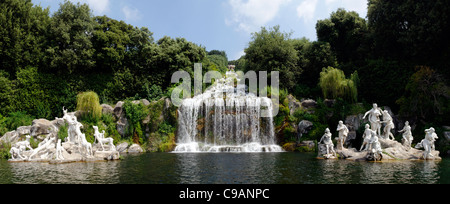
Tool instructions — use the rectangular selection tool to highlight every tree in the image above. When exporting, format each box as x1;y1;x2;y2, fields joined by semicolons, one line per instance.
316;8;368;65
76;91;102;122
319;67;358;103
45;0;96;74
244;25;300;91
0;0;50;75
92;16;133;73
297;40;338;88
153;36;206;87
368;0;450;67
397;66;450;124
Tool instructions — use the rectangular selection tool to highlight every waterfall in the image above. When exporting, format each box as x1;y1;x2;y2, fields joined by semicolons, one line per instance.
173;71;283;153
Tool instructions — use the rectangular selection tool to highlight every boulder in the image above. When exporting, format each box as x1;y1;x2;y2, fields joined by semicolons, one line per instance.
94;151;120;161
113;101;124;119
116;116;128;137
101;104;114;115
297;140;315;152
132;99;150;106
287;94;301;116
344;114;364;132
443;131;450;142
30;119;52;136
116;142;129;153
301;99;317;109
127;144;144;153
0;131;20;144
297;120;313;142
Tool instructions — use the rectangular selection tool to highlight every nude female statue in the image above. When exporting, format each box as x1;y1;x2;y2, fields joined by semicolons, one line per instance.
363;103;382;136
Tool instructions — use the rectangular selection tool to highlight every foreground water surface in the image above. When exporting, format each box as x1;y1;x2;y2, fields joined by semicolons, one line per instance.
0;153;449;184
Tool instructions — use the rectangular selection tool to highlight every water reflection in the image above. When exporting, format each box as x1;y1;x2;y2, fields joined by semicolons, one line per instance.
0;153;448;184
175;153;280;184
3;161;120;184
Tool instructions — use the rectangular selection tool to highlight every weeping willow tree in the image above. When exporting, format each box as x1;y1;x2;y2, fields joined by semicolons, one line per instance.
76;91;102;122
319;67;359;103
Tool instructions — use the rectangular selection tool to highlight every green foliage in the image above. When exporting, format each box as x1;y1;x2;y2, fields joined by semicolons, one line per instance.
144;83;164;102
101;113;120;143
58;123;69;142
0;114;8;136
46;0;96;74
2;111;34;133
76;91;102;122
316;8;368;64
0;0;50;75
319;67;358;103
0;143;12;160
0;72;13;115
244;25;301;91
368;0;450;65
397;66;450;123
123;100;148;143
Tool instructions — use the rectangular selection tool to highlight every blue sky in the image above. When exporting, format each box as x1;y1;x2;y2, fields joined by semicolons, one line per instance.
31;0;368;60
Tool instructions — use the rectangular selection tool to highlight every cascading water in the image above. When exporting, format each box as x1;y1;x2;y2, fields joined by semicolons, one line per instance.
174;71;283;152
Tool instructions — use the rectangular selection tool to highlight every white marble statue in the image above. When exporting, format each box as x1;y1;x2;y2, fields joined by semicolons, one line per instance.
381;110;395;140
360;124;376;152
399;121;413;149
336;121;349;150
61;107;84;144
369;135;383;159
29;136;56;159
10;147;25;160
55;139;65;160
318;128;336;158
93;126;115;151
416;128;439;160
15;135;33;152
363;103;383;136
79;133;93;157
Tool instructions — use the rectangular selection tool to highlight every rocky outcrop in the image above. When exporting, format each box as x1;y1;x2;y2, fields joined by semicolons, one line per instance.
115;142;144;154
344;114;364;147
297;120;313;142
0;118;64;144
128;144;144;154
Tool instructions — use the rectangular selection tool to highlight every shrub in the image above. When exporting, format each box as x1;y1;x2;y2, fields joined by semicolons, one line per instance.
76;91;102;122
319;67;358;103
123;100;149;144
3;111;34;132
58;123;69;142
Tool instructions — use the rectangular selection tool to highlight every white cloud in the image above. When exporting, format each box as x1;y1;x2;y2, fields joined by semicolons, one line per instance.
70;0;110;15
226;0;292;33
325;0;367;18
296;0;318;23
122;5;142;22
233;50;246;60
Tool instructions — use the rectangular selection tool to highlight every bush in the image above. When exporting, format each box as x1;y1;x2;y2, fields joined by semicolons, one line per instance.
123;100;149;144
76;91;102;122
2;111;34;133
319;67;358;103
58;123;69;142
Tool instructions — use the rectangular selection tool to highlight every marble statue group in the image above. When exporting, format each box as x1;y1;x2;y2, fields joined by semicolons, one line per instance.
318;103;441;161
9;107;119;163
